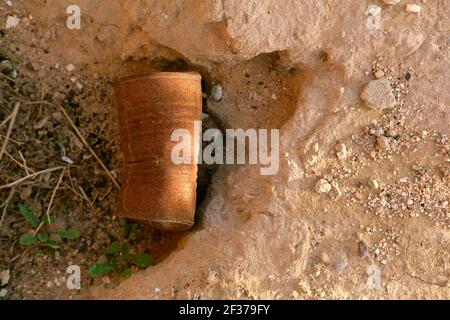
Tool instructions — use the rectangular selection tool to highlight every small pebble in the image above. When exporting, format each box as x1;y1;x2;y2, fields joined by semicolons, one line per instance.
210;85;223;101
65;64;76;72
0;288;8;298
5;15;20;29
374;70;385;79
382;0;401;4
406;4;421;13
61;156;74;165
361;79;397;110
335;143;348;160
0;269;10;286
368;179;380;189
315;179;332;194
320;252;330;264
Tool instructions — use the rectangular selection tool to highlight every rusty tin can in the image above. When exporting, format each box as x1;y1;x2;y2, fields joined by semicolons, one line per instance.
113;72;202;231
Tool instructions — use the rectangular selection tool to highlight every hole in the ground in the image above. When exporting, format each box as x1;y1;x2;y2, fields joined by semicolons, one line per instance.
206;51;305;130
118;52;304;264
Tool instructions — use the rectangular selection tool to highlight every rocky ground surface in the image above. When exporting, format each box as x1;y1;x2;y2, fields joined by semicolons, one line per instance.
0;0;449;299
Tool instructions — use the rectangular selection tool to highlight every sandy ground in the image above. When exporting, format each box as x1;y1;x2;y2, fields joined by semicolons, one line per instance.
0;0;449;299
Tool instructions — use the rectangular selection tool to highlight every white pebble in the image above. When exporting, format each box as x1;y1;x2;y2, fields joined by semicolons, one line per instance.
210;85;223;101
368;179;380;189
5;15;20;29
0;269;10;286
65;64;76;72
335;143;348;160
61;156;74;165
374;70;385;79
0;288;7;298
315;179;332;194
406;4;421;13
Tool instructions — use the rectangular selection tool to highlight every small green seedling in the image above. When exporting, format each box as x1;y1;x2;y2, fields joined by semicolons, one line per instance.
16;202;80;249
89;219;154;278
52;137;69;149
134;253;153;269
88;263;117;277
18;203;39;228
19;234;37;246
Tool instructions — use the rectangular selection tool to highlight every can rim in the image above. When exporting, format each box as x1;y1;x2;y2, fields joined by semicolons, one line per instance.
114;71;201;85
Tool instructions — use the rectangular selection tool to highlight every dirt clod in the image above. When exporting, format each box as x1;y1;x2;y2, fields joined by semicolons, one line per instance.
361;79;397;110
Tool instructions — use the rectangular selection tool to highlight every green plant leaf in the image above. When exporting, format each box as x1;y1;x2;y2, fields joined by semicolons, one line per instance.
53;137;69;148
37;233;49;242
134;253;152;269
58;229;81;239
119;218;128;231
106;241;121;255
122;243;130;260
88;263;117;277
18;203;39;228
119;219;139;240
42;214;56;225
120;267;132;279
19;234;37;246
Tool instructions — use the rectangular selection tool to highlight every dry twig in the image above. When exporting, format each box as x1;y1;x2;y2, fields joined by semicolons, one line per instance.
33;167;66;236
0;101;20;161
0;189;15;229
0;166;65;190
26;100;120;189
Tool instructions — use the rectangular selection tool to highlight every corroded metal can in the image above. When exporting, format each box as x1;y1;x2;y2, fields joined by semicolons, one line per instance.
113;72;202;231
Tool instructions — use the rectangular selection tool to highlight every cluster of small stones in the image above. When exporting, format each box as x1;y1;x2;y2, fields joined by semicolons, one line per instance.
367;170;448;226
371;56;412;108
360;226;403;265
314;58;449;266
349;114;449;228
346;129;449;228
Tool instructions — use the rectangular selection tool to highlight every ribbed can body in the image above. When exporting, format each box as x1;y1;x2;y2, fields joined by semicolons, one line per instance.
113;72;202;230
